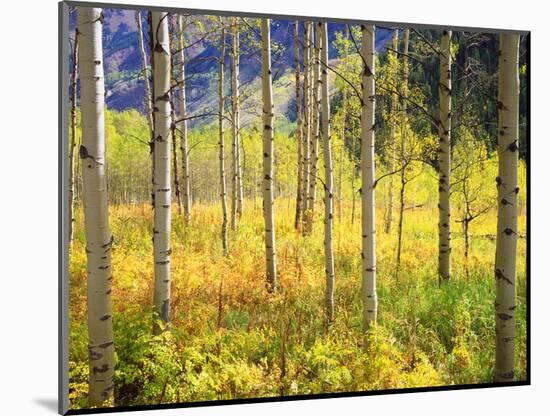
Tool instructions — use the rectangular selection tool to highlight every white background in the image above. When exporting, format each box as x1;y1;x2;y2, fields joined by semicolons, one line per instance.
0;0;545;414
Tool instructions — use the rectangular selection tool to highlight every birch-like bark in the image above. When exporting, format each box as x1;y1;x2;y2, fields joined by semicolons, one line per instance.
438;30;452;283
305;23;321;233
232;19;244;219
169;16;182;215
68;29;79;244
395;28;409;279
152;12;172;332
261;19;278;291
385;29;399;234
148;11;155;209
320;23;335;325
218;26;229;256
494;33;520;382
230;18;241;230
301;22;311;226
136;10;154;137
294;20;303;230
77;7;114;406
360;25;377;329
177;15;191;224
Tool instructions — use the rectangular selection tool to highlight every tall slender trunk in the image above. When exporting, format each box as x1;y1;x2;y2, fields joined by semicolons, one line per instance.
230;18;241;230
77;7;114;406
305;22;321;233
294;21;303;230
68;30;79;244
320;23;335;325
338;26;350;224
494;33;519;383
148;11;156;209
360;25;377;329
232;19;244;219
438;30;452;283
395;29;409;279
261;19;278;291
152;11;172;332
385;29;399;234
136;10;154;137
169;16;182;215
218;26;229;256
301;22;311;227
177;16;191;224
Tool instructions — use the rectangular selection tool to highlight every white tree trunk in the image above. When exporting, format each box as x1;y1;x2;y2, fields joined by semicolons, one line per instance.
177;16;191;224
305;23;321;233
230;18;241;230
218;26;229;256
261;19;278;291
77;7;114;406
301;22;312;225
232;19;244;219
494;33;520;382
360;25;377;329
136;10;154;137
294;20;303;230
320;23;335;325
68;30;79;244
438;30;452;283
169;16;182;216
152;12;172;331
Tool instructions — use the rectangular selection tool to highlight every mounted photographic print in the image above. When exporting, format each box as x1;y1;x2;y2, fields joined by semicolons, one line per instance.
58;1;530;414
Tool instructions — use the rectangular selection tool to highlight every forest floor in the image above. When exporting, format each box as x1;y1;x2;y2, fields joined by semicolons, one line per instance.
68;199;527;409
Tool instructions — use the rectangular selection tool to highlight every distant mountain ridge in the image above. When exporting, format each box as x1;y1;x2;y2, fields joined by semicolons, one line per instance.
69;9;393;124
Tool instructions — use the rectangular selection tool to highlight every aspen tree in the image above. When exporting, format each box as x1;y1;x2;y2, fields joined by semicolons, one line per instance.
232;19;244;219
320;23;335;325
305;22;321;234
230;18;241;230
218;25;229;256
152;11;172;332
385;29;399;234
494;33;520;382
360;25;377;329
177;15;191;224
77;7;114;406
68;29;79;244
135;10;154;137
148;11;156;208
169;16;182;215
294;20;303;230
261;18;278;291
301;22;312;226
395;28;409;279
438;30;452;283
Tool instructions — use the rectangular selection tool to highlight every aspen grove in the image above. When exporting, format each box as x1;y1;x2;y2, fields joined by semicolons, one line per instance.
67;7;528;409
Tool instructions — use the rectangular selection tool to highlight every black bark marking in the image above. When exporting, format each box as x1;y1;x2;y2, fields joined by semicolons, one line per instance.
495;269;514;285
92;364;110;374
507;141;519;152
88;348;103;361
497;313;513;321
79;145;102;165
